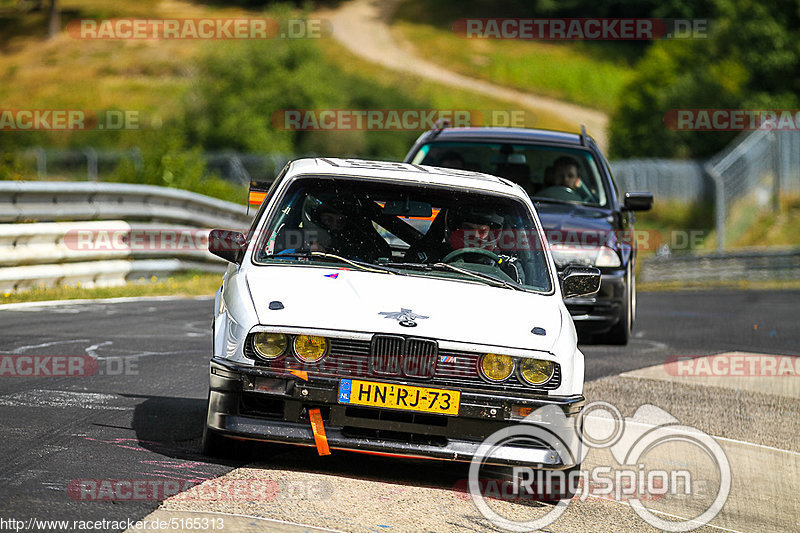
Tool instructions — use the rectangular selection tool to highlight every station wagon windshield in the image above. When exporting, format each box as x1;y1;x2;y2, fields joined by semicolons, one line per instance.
253;177;553;293
410;142;608;207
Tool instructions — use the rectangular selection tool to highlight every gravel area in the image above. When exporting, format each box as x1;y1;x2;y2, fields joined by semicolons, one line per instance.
584;375;800;452
134;375;799;532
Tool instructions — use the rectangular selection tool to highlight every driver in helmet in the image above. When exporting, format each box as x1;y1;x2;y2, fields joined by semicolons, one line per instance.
406;206;523;283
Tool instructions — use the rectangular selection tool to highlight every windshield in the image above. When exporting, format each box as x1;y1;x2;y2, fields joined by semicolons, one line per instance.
253;176;553;293
411;142;608;207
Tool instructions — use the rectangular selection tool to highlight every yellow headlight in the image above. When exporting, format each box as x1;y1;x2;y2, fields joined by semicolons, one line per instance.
252;332;287;359
479;353;514;382
520;358;555;385
293;335;328;362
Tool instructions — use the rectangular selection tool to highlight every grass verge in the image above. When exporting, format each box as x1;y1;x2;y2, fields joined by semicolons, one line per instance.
639;278;800;292
0;271;221;304
391;0;634;112
321;38;574;132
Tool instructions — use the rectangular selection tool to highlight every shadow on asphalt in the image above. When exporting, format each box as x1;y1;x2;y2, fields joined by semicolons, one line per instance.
129;393;559;509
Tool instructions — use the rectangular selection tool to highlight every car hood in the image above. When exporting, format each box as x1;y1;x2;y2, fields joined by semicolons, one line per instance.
535;202;614;235
245;266;562;353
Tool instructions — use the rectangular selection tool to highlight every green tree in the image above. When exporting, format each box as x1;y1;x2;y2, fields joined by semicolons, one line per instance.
610;0;800;158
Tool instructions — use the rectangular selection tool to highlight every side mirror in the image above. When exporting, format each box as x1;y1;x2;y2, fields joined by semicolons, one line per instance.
624;191;653;211
560;265;601;299
208;229;246;264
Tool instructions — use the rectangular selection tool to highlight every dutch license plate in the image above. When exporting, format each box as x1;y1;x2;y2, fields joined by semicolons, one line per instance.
338;379;460;416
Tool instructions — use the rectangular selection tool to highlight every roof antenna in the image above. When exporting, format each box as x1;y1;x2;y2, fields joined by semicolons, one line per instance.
579;125;588;146
432;118;451;137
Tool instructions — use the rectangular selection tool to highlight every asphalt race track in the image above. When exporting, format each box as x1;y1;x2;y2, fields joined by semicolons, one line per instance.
0;291;797;532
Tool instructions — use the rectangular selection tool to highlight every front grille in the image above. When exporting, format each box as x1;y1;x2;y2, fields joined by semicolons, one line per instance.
370;335;437;379
244;334;560;390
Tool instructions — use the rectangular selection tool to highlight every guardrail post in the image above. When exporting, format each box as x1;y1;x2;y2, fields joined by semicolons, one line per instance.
705;163;725;251
770;131;780;213
33;147;47;179
84;147;98;181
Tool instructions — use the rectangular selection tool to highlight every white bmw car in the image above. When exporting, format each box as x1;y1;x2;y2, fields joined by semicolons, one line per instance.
203;158;598;470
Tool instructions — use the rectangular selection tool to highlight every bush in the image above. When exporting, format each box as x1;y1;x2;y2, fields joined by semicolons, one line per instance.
183;22;424;160
610;0;800;158
111;129;245;204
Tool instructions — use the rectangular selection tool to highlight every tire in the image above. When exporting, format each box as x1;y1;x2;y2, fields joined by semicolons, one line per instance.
600;263;633;345
484;464;581;503
201;392;247;459
201;393;284;460
201;423;233;457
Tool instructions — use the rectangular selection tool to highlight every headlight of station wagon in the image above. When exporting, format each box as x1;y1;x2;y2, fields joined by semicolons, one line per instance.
550;243;621;268
293;335;329;362
519;358;555;385
252;332;288;359
479;353;515;382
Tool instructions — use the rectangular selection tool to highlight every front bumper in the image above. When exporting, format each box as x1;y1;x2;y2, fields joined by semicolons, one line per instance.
207;359;585;469
566;270;625;333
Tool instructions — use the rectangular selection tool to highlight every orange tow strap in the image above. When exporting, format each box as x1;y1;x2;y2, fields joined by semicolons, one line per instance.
308;408;331;456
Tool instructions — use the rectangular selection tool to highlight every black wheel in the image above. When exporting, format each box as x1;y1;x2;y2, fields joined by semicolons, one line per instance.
202;423;233;457
201;392;247;458
484;464;582;502
600;263;633;345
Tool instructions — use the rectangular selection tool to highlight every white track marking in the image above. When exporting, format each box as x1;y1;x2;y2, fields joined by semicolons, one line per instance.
0;390;130;411
2;339;91;354
0;295;213;311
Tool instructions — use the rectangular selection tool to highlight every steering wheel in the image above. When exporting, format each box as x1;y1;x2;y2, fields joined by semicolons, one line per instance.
537;185;584;202
441;247;502;266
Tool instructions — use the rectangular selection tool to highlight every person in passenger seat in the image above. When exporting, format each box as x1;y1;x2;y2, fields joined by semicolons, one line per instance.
306;199;390;262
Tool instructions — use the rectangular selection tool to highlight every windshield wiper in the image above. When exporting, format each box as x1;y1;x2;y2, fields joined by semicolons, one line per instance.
431;262;524;291
263;251;405;275
381;261;523;290
378;261;433;271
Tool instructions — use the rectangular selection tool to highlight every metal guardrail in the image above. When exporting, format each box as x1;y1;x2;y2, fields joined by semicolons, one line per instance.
640;248;800;283
0;182;252;291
